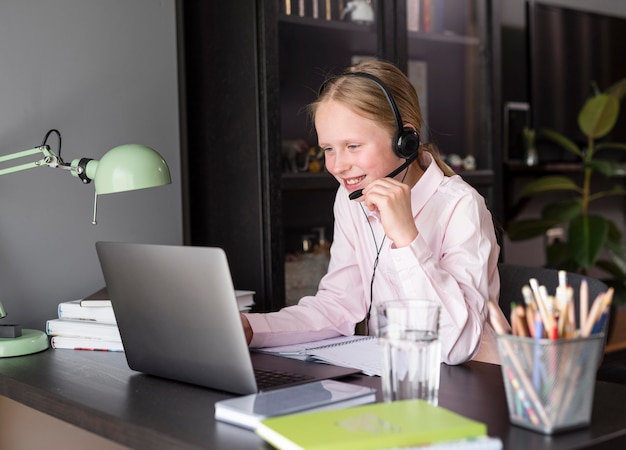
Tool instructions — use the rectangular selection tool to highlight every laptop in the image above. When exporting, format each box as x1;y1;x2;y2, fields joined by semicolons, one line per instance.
95;241;360;395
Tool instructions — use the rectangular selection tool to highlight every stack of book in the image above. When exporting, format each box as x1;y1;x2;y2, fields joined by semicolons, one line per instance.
47;288;123;352
235;290;255;312
47;288;256;352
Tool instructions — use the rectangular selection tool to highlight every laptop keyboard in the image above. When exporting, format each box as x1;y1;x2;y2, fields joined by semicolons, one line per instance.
254;368;314;390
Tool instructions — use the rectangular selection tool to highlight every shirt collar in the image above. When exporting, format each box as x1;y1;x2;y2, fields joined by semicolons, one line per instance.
410;151;445;216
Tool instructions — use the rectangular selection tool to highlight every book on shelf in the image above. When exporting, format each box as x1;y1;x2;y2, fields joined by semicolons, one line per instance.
79;287;255;312
256;399;493;450
235;290;255;312
256;335;382;376
50;336;124;352
46;318;122;342
214;380;376;430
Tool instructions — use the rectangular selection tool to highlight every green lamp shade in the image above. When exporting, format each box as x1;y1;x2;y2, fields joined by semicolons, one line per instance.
87;144;171;195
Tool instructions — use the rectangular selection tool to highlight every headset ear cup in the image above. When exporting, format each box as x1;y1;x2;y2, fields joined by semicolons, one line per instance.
395;127;420;159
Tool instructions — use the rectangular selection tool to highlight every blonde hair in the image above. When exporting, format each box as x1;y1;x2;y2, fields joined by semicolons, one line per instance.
309;60;454;176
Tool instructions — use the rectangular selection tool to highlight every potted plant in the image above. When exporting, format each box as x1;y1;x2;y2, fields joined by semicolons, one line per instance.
506;79;626;304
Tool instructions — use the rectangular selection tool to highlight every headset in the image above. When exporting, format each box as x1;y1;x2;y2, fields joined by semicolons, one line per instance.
319;71;420;200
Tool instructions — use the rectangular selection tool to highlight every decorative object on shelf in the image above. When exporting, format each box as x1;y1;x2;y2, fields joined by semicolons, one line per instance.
463;155;476;171
446;153;463;172
305;145;325;173
281;140;325;174
506;79;626;305
281;139;309;173
341;0;374;24
522;127;538;166
0;129;171;357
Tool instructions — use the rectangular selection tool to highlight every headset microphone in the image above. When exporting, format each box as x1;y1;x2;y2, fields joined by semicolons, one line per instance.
348;149;419;200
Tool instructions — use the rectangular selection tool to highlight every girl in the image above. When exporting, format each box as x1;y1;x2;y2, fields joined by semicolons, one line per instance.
241;60;508;365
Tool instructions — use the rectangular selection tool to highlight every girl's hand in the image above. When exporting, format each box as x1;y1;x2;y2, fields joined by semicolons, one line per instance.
240;314;253;345
361;178;418;247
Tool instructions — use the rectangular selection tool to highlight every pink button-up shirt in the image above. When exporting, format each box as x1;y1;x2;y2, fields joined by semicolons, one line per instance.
246;152;506;365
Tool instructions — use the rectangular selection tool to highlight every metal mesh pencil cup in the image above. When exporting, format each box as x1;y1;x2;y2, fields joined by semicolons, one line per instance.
496;333;604;434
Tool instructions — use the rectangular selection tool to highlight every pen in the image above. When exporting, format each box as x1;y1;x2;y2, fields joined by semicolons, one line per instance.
514;304;530;337
530;311;544;403
530;281;556;340
581;292;605;337
521;285;537;335
580;278;588;333
592;288;614;334
504;365;540;426
567;286;576;338
582;288;614;337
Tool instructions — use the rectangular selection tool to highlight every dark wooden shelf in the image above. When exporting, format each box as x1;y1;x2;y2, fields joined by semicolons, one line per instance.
281;169;494;191
505;161;584;174
279;14;375;32
457;169;494;186
281;172;338;191
408;30;480;46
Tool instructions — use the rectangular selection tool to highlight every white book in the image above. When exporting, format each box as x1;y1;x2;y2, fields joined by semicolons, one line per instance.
214;380;376;430
79;287;110;307
78;288;255;311
235;290;255;311
50;336;124;352
46;318;121;342
58;300;117;324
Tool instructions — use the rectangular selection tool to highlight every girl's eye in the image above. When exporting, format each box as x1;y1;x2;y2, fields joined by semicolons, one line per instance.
323;146;334;153
347;144;360;150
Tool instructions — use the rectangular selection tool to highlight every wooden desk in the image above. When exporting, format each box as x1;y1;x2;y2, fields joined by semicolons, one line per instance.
0;349;625;449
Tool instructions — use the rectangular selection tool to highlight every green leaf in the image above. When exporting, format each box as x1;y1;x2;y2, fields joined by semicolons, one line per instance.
567;215;609;269
507;219;562;241
540;129;584;159
578;94;619;139
589;185;626;202
519;176;581;197
606;240;626;278
586;159;626;177
595;142;626;153
546;242;577;271
596;260;626;279
606;219;624;243
606;78;626;101
541;199;581;221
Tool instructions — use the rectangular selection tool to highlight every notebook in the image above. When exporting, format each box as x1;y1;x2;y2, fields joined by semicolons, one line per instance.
95;241;360;395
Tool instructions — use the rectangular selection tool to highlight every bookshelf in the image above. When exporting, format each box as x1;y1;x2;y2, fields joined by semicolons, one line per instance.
179;0;501;311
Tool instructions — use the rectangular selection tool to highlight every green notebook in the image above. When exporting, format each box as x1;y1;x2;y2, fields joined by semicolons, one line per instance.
256;399;487;450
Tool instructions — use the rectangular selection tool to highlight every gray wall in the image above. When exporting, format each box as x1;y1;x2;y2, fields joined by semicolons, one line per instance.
0;0;182;329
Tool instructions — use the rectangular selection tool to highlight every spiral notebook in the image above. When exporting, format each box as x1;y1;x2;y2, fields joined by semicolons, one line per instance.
256;335;382;376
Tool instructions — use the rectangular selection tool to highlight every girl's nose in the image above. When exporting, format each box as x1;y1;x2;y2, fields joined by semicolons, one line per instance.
330;150;350;173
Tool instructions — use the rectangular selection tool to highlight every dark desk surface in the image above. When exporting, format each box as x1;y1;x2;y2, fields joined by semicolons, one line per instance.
0;349;625;450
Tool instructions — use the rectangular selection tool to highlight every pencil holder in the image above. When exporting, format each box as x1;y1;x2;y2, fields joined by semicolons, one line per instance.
496;333;604;434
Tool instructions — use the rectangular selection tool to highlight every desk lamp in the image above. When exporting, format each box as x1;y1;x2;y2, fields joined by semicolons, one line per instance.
0;129;172;356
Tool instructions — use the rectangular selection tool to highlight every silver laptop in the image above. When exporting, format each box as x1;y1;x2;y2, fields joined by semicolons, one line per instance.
95;241;359;395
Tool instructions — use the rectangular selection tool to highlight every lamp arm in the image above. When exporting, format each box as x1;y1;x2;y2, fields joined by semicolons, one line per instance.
0;145;65;176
